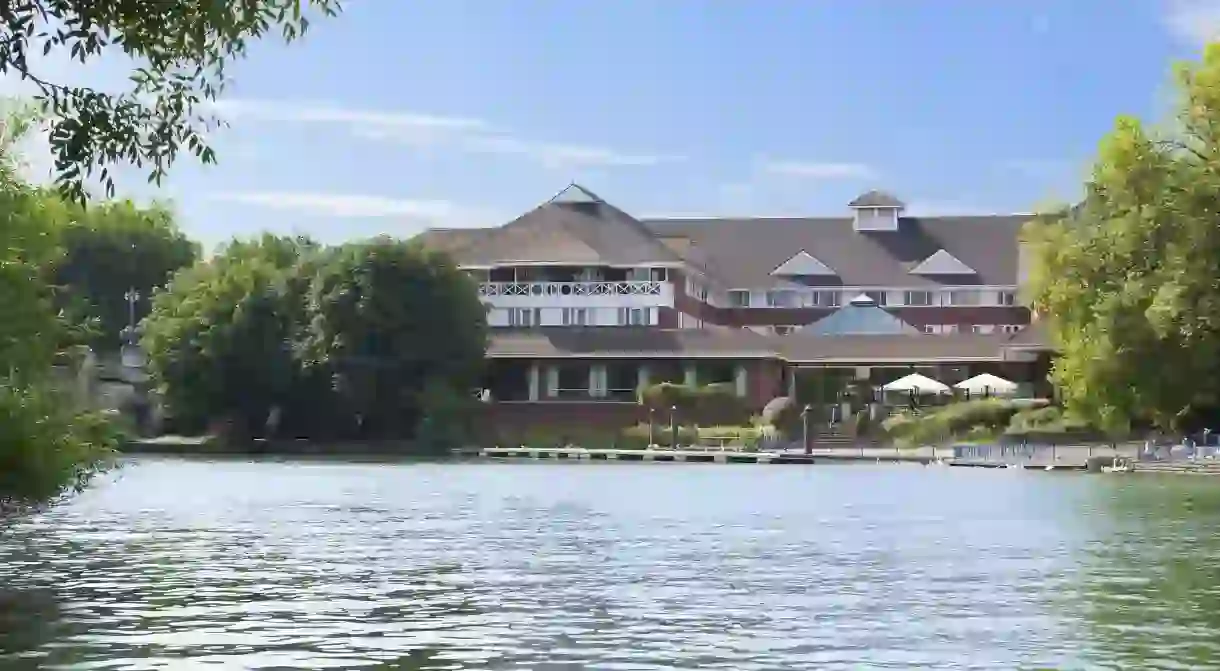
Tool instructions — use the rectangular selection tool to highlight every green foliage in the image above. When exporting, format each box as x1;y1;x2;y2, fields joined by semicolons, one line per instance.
0;107;119;512
142;248;302;437
1006;404;1092;435
1025;44;1220;433
0;0;342;202
883;399;1027;447
638;381;748;423
639;381;698;412
52;200;198;349
0;382;120;511
303;238;488;438
759;396;798;428
143;235;488;444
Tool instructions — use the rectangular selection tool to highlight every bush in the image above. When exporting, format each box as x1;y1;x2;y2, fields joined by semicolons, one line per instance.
0;382;120;513
760;396;800;431
639;381;748;424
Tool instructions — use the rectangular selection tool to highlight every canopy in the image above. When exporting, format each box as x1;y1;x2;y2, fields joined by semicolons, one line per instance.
954;373;1018;395
882;373;950;394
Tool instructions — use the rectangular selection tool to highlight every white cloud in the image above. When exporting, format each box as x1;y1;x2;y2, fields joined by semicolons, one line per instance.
218;98;679;170
210;99;487;130
209;191;477;221
1164;0;1220;45
460;134;681;169
759;160;877;180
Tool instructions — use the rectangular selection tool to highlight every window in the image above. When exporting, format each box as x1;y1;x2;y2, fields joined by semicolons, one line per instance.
766;290;797;308
944;324;960;334
1002;324;1024;334
562;308;589;326
509;308;536;327
811;290;841;307
618;307;647;326
949;290;980;306
998;290;1017;306
904;290;933;307
865;290;888;306
772;325;796;335
728;290;751;307
922;324;936;334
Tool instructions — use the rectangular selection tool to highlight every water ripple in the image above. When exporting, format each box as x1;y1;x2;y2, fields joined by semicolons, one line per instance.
1;458;1217;669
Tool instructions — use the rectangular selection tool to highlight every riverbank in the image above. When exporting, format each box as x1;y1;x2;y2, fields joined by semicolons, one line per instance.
124;435;433;456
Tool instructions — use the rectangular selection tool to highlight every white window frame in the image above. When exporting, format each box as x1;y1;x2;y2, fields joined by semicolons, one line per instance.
904;290;933;307
765;290;797;308
727;290;751;307
509;308;536;327
562;308;589;326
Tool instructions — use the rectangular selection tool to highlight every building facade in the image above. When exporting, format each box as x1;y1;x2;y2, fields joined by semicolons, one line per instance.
418;184;1053;430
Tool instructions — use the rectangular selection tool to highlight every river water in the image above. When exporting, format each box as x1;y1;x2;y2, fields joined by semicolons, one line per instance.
2;458;1219;670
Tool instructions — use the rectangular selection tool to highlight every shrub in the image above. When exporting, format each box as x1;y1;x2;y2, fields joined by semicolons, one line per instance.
760;396;800;430
638;382;699;412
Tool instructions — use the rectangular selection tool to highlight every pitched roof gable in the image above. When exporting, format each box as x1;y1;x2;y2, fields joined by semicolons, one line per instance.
910;249;978;276
797;301;921;336
849;190;906;209
643;215;1027;287
771;250;837;276
451;185;686;267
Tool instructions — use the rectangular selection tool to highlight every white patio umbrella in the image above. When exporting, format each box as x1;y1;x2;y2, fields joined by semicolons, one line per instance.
881;373;950;394
954;373;1018;396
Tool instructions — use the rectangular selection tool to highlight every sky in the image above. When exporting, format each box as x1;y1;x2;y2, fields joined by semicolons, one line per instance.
3;0;1219;249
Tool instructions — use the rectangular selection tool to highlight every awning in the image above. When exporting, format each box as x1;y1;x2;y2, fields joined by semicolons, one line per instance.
881;373;950;394
954;373;1018;395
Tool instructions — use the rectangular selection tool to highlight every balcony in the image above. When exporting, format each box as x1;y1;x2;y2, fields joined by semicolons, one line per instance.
478;280;673;310
480;281;662;297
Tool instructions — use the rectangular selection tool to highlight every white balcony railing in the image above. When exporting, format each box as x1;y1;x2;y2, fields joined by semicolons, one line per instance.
479;281;663;298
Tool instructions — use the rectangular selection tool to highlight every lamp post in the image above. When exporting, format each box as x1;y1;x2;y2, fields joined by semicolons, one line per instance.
648;407;656;446
123;288;140;343
669;405;677;449
801;404;812;455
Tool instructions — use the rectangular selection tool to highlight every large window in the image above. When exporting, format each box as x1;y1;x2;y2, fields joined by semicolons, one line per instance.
998;290;1017;306
509;308;538;327
728;290;751;307
949;290;980;306
904;290;933;306
562;308;589;326
766;290;797;308
811;290;840;307
864;290;888;306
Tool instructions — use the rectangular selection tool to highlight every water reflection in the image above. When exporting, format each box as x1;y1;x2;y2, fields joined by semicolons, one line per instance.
1078;478;1220;669
1;458;1216;668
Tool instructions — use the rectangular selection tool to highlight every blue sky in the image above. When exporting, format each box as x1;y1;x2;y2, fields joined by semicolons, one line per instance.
4;0;1218;248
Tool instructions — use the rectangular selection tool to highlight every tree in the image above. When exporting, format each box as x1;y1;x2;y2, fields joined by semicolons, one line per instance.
53;200;198;349
142;235;316;438
304;238;488;438
0;0;342;202
1024;44;1220;433
0;108;116;516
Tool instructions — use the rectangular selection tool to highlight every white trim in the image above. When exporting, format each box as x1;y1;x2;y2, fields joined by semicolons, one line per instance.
910;249;978;275
770;250;837;276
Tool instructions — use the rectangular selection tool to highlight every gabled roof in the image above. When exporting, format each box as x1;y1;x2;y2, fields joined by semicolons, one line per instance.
644;215;1026;288
450;184;687;267
797;301;921;336
909;249;978;276
770;250;837;276
848;190;906;209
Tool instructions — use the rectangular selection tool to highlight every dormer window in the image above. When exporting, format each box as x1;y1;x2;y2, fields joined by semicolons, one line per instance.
848;190;905;232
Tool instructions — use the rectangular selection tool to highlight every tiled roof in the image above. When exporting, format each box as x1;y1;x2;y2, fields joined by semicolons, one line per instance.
487;327;777;358
848;190;906;208
411;228;485;255
642;215;1027;287
449;186;687;267
487;328;1043;362
413;184;1028;289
